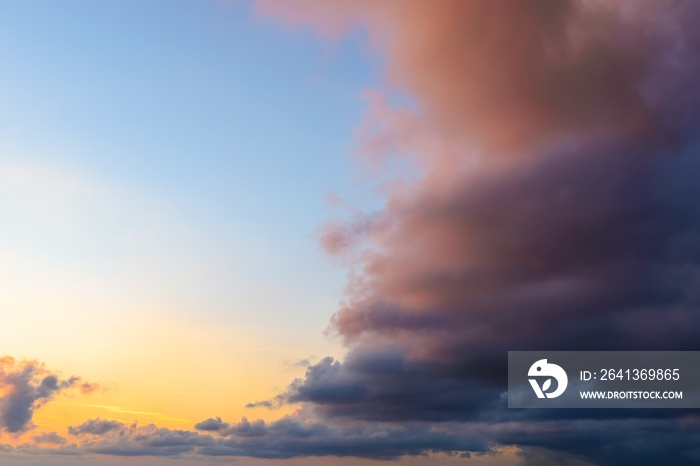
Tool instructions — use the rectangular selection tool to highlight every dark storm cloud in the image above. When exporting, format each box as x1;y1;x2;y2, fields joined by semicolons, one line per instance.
248;0;700;464
250;352;505;422
498;417;700;465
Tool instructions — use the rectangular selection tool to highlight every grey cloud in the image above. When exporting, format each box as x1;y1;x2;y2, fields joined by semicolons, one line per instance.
31;432;67;445
193;416;229;433
0;357;96;433
68;418;127;436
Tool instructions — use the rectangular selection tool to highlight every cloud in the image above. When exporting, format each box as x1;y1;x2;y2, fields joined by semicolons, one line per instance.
251;351;503;422
56;415;490;460
245;394;287;410
0;356;98;433
221;417;267;438
68;418;126;436
193;417;229;433
78;382;100;394
249;1;700;464
66;421;215;457
193;416;268;438
4;2;699;464
50;414;695;464
31;432;67;445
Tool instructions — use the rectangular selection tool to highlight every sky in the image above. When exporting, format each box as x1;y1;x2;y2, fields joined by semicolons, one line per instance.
1;1;700;465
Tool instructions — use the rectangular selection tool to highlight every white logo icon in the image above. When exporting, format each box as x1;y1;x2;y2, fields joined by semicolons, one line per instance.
528;359;568;398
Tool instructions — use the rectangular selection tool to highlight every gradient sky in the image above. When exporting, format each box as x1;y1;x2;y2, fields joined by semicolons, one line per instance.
0;0;370;448
2;1;700;465
0;0;374;423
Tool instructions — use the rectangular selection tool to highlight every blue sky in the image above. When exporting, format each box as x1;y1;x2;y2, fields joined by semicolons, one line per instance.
0;1;396;435
0;0;383;337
